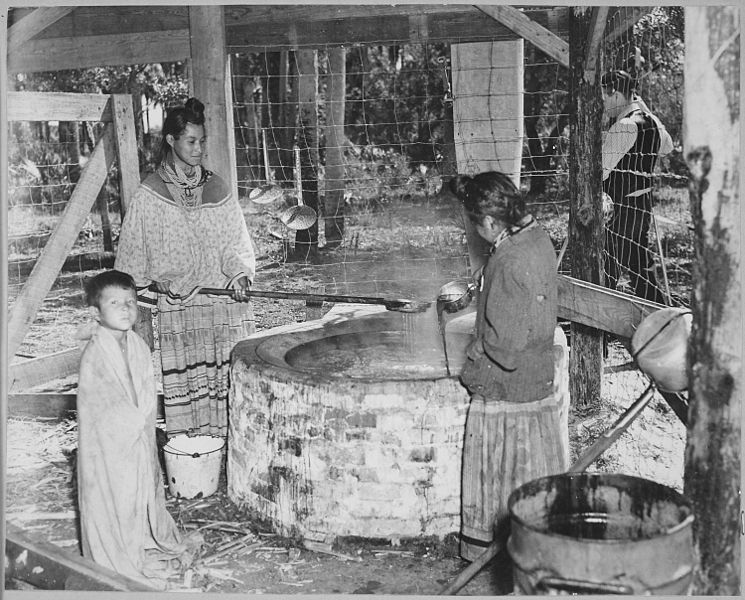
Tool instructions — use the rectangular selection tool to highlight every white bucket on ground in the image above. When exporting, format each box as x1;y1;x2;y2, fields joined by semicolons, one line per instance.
163;434;225;499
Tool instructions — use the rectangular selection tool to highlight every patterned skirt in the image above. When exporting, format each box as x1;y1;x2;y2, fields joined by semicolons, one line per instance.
460;393;568;561
157;294;255;437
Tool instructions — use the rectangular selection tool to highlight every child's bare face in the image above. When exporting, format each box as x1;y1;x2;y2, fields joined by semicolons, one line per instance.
94;286;138;333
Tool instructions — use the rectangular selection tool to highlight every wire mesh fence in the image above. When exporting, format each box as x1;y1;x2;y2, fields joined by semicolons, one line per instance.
7;119;123;357
6;6;693;424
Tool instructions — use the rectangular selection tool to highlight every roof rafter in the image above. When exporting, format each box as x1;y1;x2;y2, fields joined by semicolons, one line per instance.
475;4;569;67
7;7;73;53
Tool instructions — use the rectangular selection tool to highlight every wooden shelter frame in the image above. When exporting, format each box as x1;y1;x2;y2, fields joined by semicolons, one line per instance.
6;92;139;379
5;5;661;394
6;6;740;595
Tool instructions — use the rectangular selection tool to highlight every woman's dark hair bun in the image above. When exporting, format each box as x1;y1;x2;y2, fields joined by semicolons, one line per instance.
449;174;472;199
185;97;205;119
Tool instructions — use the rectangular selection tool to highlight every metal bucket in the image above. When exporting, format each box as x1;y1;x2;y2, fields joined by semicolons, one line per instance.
507;473;695;595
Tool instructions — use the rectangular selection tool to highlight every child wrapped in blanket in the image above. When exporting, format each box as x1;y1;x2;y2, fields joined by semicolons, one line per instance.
77;270;200;589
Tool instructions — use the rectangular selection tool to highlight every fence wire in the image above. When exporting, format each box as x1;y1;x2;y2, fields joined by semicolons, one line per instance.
7;7;692;431
7;119;121;357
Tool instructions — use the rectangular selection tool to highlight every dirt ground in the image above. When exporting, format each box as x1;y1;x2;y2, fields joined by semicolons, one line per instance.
5;195;687;594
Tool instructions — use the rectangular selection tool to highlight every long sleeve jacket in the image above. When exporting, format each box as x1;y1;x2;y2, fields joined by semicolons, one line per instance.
460;223;557;403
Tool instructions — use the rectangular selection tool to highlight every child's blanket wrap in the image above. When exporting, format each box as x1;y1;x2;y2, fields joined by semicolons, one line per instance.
76;324;188;588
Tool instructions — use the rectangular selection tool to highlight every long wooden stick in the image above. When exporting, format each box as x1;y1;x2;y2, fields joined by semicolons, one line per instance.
197;287;427;313
438;383;656;596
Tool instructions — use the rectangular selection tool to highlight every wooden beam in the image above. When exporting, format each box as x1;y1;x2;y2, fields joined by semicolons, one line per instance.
4;523;159;591
226;4;562;26
7;29;190;73
8;393;78;419
189;6;237;197
8;392;166;420
7;7;73;52
583;7;610;83
7;124;117;359
26;5;566;39
226;12;530;51
557;274;662;340
475;4;569;68
8;348;82;393
7;92;113;122
111;94;141;215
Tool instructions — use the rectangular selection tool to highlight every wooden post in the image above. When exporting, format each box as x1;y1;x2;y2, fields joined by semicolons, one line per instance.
683;6;741;594
279;50;296;183
451;40;524;275
293;48;319;261
111;94;140;216
7;124;117;358
188;6;237;200
324;46;346;249
567;7;605;407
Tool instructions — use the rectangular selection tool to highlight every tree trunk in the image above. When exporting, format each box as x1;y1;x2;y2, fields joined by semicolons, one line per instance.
293;49;319;262
263;52;282;183
324;46;346;249
524;46;547;195
683;6;741;595
567;7;605;407
233;55;259;188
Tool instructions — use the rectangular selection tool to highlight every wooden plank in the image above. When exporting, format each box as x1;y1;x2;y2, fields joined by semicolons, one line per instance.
189;6;237;197
110;94;141;215
476;4;569;67
7;92;113;123
8;392;166;420
7;125;117;359
227;12;527;50
7;7;74;52
557;274;663;340
8;348;82;393
4;523;159;591
226;5;567;29
451;40;524;182
7;393;78;419
583;7;610;83
27;5;189;39
7;29;190;73
26;5;566;38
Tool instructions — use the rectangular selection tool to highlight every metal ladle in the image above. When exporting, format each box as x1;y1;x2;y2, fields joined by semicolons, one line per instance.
248;184;285;205
434;278;478;376
279;193;318;231
436;279;478;314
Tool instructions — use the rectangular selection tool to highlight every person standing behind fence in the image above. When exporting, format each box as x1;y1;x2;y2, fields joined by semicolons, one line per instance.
450;172;567;562
115;97;256;438
601;68;673;304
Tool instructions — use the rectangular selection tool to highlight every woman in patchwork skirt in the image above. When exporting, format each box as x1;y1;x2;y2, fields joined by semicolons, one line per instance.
115;97;255;438
449;172;567;561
